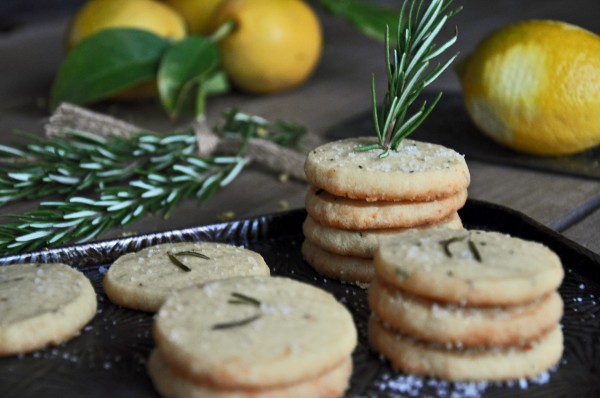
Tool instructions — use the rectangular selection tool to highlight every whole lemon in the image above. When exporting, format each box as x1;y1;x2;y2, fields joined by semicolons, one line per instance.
67;0;186;49
164;0;224;35
66;0;187;99
457;20;600;156
210;0;323;94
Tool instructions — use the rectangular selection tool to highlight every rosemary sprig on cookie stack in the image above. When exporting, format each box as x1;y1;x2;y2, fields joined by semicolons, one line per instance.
357;0;461;157
301;0;469;286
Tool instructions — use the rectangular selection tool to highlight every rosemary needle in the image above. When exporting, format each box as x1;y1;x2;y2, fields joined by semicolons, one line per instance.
228;292;261;307
173;250;211;260
167;252;192;272
211;314;262;331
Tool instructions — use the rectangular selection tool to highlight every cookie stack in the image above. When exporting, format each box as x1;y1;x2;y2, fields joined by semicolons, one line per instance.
302;137;470;285
368;228;565;381
150;276;357;398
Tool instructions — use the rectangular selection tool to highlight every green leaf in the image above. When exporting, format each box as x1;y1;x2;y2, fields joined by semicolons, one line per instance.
50;28;170;109
157;36;225;120
317;0;400;42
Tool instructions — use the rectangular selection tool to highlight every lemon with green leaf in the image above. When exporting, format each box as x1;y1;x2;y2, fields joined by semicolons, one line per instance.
65;0;187;100
457;20;600;156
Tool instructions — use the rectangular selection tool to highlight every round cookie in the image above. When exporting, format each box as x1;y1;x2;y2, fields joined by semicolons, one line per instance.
369;278;564;347
374;229;564;306
153;276;357;389
301;239;374;285
0;263;97;356
368;315;563;381
104;242;270;312
303;213;463;258
305;186;467;230
147;349;352;398
304;137;470;202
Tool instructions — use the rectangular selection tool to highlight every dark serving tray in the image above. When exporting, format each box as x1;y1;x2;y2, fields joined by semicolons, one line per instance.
1;199;599;398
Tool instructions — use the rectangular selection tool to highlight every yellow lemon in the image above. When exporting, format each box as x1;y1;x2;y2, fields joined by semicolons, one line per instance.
457;20;600;156
66;0;187;100
67;0;186;49
210;0;323;94
164;0;224;35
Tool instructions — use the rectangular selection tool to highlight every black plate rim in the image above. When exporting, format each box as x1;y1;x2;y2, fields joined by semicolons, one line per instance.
1;198;599;281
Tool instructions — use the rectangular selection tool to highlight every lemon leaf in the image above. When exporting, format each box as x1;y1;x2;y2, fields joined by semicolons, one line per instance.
50;28;170;109
317;0;400;42
157;36;225;120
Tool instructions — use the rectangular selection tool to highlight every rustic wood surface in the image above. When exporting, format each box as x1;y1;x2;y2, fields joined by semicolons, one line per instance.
0;0;599;256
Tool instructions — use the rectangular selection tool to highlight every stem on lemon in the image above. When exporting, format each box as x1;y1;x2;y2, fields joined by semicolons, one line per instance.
211;20;237;42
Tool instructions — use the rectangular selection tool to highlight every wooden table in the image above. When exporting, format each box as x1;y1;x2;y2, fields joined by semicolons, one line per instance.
1;0;599;256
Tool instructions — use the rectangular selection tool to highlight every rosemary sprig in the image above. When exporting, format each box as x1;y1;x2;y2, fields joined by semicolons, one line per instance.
0;109;304;254
356;0;461;157
212;292;262;330
211;314;262;330
0;155;246;253
0;109;304;208
439;235;483;262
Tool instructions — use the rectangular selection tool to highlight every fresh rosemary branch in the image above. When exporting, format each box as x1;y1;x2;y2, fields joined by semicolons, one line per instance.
357;0;461;157
0;130;197;206
0;109;304;208
0;109;305;254
0;155;246;253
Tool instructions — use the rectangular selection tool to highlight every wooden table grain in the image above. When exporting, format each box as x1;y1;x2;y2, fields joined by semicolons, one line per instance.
1;0;599;256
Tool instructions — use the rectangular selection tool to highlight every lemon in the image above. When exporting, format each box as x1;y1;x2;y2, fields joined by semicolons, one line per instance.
210;0;323;94
66;0;187;100
67;0;187;49
164;0;224;35
457;20;600;156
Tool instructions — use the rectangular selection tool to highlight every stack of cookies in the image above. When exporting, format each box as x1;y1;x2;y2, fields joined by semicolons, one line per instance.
149;276;357;398
302;137;470;285
368;228;565;381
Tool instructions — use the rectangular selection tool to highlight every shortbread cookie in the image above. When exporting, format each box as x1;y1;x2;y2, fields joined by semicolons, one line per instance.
104;242;270;312
0;263;96;356
368;315;563;381
369;278;563;347
375;229;564;306
153;276;357;389
303;213;462;258
301;240;373;285
304;137;470;202
305;187;467;230
148;349;352;398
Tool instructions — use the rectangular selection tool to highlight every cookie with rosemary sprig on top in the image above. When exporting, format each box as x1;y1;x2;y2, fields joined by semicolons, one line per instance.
150;276;356;398
103;242;269;312
301;0;468;287
368;228;564;381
